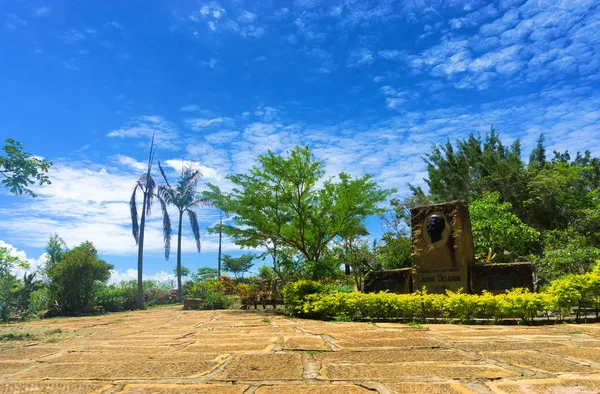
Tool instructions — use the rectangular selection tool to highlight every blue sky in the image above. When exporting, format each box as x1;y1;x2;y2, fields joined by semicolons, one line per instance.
1;0;599;282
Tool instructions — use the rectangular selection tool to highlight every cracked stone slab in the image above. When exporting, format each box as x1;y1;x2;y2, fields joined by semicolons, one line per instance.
217;353;304;381
0;382;112;394
116;384;249;393
486;376;600;393
319;363;519;380
384;382;476;394
254;384;375;394
481;350;599;374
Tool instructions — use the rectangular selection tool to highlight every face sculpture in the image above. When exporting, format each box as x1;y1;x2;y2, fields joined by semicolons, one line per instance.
426;214;446;244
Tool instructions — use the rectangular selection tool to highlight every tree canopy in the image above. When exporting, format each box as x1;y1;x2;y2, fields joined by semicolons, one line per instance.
214;145;392;280
0;138;52;197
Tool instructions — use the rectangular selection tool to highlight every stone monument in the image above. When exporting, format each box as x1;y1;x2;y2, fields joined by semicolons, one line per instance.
364;200;535;295
411;201;475;293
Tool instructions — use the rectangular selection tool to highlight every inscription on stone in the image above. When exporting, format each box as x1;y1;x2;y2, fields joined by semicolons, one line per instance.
411;201;476;294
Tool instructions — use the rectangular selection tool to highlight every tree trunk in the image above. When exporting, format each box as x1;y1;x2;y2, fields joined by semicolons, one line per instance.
217;211;223;277
137;191;148;310
177;210;183;302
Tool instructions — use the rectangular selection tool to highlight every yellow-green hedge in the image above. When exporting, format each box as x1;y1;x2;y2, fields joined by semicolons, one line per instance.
285;262;600;324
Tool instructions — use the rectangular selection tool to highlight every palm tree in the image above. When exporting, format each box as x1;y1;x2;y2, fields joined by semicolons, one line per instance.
158;162;204;302
130;134;171;309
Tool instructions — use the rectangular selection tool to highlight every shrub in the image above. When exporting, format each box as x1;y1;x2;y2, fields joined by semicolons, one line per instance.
282;280;326;317
185;279;234;310
47;241;112;315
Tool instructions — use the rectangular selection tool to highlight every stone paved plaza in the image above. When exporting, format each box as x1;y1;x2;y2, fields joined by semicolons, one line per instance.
1;306;600;393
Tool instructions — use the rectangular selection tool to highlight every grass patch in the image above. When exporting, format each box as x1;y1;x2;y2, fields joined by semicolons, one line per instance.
567;331;583;335
43;328;63;335
408;321;429;331
261;318;271;324
305;350;325;355
0;332;36;341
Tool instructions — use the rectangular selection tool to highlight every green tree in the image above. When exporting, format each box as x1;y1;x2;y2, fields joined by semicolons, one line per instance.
422;127;526;205
130;134;171;310
201;184;230;277
222;146;391;280
470;192;540;262
0;246;29;321
158;162;205;302
525;162;596;231
46;241;113;315
0;138;52;197
173;265;190;278
222;253;255;279
191;267;219;282
537;229;600;287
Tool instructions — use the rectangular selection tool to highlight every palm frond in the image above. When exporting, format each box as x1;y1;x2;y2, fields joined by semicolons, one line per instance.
157;162;172;188
130;183;140;244
187;208;202;252
146;175;156;217
157;194;172;260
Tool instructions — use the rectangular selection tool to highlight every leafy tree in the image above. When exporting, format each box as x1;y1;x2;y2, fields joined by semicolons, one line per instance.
173;265;190;278
201;184;230;277
222;146;391;280
0;246;28;321
525;162;596;231
537;229;600;287
422;127;528;206
191;267;219;282
470;192;540;262
222;253;255;278
46;241;113;315
378;195;427;270
0;138;52;197
158;162;205;302
130;134;171;309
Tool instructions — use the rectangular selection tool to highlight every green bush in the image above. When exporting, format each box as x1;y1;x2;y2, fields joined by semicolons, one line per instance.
282;280;326;317
288;264;600;324
185;278;234;310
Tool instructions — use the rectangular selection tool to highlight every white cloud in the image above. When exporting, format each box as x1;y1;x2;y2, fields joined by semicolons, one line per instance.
107;115;180;150
238;11;257;23
36;7;51;17
108;268;175;285
181;104;201;112
185;117;231;130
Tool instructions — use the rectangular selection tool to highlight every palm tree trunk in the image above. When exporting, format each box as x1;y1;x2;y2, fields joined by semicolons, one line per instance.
137;191;148;310
218;210;223;277
177;210;183;302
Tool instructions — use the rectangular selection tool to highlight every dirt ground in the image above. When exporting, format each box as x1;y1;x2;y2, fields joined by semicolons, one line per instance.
1;306;600;394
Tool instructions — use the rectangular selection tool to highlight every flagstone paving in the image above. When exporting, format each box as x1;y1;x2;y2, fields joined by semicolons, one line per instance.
1;306;600;393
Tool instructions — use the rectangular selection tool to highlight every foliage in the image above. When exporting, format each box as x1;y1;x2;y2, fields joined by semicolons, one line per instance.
537;229;600;286
421;127;525;205
470;192;540;262
173;265;190;278
222;253;255;278
185;278;234;310
0;246;29;321
378;195;425;270
158;162;206;301
191;267;219;282
218;145;391;280
0;138;52;197
286;264;600;324
282;279;326;317
46;241;113;315
92;280;176;313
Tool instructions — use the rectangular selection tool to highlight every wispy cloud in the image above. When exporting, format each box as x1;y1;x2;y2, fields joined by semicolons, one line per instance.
107;115;181;150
